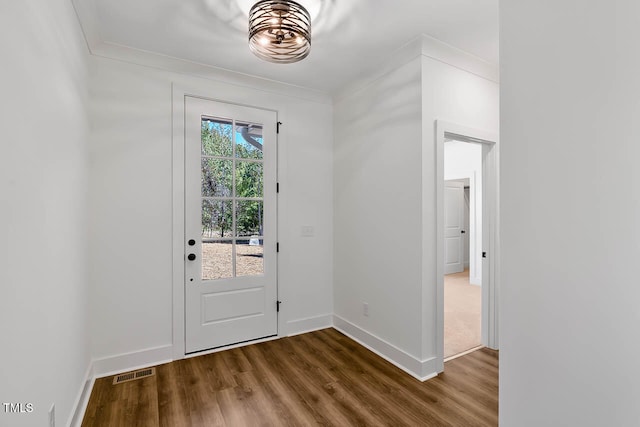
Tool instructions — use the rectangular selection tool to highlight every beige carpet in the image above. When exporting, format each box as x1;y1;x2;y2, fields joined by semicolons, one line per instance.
445;269;481;358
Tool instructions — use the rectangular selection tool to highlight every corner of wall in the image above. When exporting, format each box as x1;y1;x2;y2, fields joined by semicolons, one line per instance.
68;362;95;427
333;316;438;381
333;35;424;102
420;34;499;83
70;0;101;52
91;345;174;379
286;314;334;336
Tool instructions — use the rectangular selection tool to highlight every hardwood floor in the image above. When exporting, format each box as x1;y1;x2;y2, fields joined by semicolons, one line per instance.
82;328;498;426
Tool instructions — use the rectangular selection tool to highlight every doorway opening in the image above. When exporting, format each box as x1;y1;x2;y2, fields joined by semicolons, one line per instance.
444;141;482;360
435;121;499;371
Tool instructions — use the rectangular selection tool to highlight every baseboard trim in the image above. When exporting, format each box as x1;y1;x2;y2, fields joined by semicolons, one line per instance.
69;362;95;427
92;345;174;379
75;315;440;424
332;315;437;382
286;313;333;336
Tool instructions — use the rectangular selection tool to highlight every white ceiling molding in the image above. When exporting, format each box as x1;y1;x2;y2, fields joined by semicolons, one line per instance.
71;0;101;53
91;41;333;105
335;34;499;103
70;0;331;104
420;35;499;83
333;35;424;102
70;0;498;98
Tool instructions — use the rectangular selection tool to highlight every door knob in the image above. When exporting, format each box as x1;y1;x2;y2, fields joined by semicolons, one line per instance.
188;239;196;246
187;253;196;261
461;230;466;234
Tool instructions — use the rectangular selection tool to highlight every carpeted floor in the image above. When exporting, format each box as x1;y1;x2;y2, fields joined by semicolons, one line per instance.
444;269;481;358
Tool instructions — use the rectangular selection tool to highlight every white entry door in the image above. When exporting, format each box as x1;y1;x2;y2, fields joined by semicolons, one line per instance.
185;96;278;354
444;180;465;274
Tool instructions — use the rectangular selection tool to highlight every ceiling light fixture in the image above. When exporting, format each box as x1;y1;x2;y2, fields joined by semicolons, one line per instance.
248;0;311;64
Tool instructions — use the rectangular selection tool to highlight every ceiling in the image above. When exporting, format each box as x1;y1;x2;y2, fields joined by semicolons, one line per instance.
84;0;498;94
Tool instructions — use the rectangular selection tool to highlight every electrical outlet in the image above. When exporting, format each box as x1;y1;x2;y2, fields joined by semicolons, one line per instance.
49;404;55;427
363;302;369;317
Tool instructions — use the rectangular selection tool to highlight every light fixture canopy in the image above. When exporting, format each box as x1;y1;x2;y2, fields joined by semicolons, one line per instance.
249;0;311;64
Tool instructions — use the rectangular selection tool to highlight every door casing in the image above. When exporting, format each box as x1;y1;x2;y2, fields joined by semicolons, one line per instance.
435;120;500;372
184;96;277;353
172;84;281;360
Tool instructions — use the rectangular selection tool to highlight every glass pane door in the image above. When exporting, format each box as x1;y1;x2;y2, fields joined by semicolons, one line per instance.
200;117;265;280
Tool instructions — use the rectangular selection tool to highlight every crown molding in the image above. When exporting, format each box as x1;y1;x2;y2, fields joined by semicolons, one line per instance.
69;0;331;105
335;34;499;102
420;34;499;83
70;1;496;105
91;41;332;104
70;0;101;54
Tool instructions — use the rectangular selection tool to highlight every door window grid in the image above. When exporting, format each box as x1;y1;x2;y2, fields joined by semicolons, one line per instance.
201;116;264;280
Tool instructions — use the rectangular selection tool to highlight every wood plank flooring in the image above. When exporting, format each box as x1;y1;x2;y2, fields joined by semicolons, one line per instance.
82;328;498;426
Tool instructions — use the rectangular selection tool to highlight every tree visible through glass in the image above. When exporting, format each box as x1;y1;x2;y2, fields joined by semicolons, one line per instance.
200;117;265;280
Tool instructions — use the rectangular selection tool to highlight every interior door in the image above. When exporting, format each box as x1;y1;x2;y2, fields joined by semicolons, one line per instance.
185;96;277;354
444;180;465;274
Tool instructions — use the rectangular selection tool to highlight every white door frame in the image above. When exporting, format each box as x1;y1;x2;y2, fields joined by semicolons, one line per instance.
171;84;282;360
435;120;499;371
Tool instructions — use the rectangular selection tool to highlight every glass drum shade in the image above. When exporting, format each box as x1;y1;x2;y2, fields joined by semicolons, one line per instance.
249;0;311;63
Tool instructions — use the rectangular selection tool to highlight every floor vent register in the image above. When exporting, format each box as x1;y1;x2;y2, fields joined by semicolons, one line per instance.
112;367;156;385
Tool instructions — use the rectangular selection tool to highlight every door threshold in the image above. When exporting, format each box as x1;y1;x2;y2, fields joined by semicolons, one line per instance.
444;345;484;362
185;334;279;359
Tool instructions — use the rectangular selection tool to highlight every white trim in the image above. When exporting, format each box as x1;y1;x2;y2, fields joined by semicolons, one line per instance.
334;36;423;101
436;120;500;373
336;34;498;102
70;319;441;425
172;83;286;359
286;314;333;336
439;122;499;145
91;345;174;378
69;2;495;103
68;362;94;427
70;0;100;53
92;42;331;105
333;315;438;382
171;83;187;360
68;0;331;106
483;140;500;350
420;35;499;83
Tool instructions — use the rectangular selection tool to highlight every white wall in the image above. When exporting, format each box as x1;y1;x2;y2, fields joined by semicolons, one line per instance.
334;56;424;363
88;54;333;366
334;35;499;379
445;141;482;179
421;44;499;363
501;1;640;425
445;141;483;284
0;1;90;426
